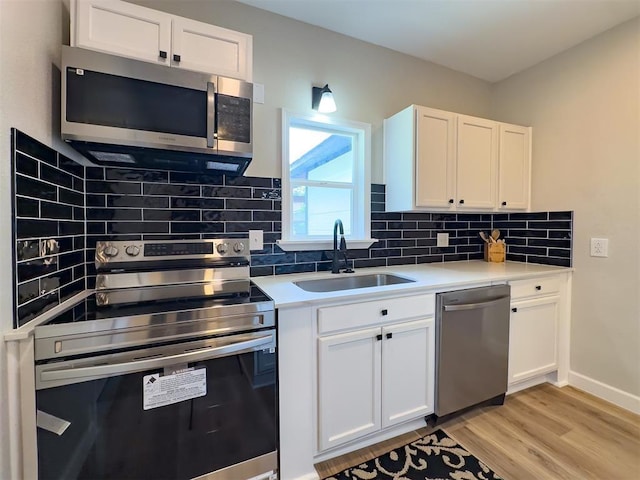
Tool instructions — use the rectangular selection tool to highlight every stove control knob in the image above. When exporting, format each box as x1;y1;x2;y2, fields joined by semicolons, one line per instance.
216;242;229;255
125;245;140;257
233;242;245;253
103;245;119;257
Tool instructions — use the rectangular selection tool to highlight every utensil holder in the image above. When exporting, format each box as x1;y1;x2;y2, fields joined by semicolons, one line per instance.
484;242;505;263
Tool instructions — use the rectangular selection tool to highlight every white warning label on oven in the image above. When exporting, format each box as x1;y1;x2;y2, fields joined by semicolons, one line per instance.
142;368;206;410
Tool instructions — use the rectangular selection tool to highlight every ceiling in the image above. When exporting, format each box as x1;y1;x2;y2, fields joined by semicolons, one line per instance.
235;0;640;82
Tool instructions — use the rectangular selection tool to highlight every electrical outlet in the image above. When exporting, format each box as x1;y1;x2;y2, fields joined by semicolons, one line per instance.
437;233;449;247
249;230;263;251
590;238;608;257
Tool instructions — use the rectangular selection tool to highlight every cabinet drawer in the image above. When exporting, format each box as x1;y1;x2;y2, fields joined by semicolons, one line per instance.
509;276;561;301
318;293;435;335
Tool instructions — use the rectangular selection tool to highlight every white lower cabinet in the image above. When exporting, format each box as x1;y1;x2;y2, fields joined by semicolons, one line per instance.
318;327;381;451
508;277;560;385
318;317;435;451
381;319;435;428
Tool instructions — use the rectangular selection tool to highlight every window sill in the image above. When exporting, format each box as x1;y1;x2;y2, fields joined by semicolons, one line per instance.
276;239;378;252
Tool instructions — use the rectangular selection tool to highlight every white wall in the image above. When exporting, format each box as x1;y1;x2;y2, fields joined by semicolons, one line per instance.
491;17;640;398
130;0;493;182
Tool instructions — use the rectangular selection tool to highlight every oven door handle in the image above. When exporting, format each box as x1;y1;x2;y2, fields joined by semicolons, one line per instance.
39;334;273;385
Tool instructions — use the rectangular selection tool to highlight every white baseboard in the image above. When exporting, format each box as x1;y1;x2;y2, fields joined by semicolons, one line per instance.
569;371;640;414
292;474;320;480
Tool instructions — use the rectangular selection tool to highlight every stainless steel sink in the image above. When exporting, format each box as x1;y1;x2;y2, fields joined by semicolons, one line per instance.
294;273;415;292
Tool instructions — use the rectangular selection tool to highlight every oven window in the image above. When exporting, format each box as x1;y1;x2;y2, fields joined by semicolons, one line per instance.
36;350;276;480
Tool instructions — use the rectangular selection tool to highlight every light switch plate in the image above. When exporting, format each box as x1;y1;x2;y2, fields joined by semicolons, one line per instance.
437;233;449;247
249;230;263;251
253;83;265;104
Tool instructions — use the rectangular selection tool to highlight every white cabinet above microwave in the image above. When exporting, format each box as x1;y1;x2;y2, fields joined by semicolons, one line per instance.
70;0;253;81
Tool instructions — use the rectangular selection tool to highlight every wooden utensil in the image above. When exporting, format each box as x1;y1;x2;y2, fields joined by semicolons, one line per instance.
491;229;501;242
479;231;489;243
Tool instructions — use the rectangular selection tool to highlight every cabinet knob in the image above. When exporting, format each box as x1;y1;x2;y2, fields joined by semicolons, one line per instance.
512;307;518;313
159;50;167;59
386;332;393;339
381;309;388;316
459;199;465;204
535;285;542;291
502;201;507;206
173;54;181;62
448;199;454;204
376;334;383;341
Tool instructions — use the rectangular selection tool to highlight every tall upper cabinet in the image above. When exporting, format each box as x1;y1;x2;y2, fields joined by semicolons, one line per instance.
384;105;531;212
70;0;253;81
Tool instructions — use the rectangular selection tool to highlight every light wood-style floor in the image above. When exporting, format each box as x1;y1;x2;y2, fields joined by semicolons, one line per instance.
315;384;640;479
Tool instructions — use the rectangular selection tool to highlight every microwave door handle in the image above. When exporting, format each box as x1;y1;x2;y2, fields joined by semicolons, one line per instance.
39;333;273;386
207;81;216;148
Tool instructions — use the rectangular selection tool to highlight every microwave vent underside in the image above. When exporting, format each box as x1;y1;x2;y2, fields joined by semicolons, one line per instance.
70;141;251;175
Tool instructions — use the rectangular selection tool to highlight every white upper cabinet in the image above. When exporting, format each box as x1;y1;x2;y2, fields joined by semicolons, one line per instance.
384;105;531;212
72;0;253;80
498;123;532;210
171;16;252;80
415;107;457;208
456;114;498;210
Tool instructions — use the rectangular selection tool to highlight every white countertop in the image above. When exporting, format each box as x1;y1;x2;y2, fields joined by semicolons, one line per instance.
251;260;572;308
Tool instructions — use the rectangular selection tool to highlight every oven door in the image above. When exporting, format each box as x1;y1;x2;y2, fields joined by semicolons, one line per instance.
35;330;277;480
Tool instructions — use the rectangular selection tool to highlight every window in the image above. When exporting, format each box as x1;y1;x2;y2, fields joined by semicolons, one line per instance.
279;110;374;251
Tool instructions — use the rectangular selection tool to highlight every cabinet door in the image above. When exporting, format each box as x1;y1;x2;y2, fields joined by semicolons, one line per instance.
75;0;171;65
499;123;531;210
456;115;498;209
318;328;381;451
509;296;559;384
172;17;252;80
381;318;435;428
415;107;457;209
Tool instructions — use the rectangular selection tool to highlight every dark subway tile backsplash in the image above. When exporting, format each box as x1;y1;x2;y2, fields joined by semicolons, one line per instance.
12;129;86;328
10;130;573;328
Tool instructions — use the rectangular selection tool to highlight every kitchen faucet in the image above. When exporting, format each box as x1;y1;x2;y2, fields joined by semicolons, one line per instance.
332;219;354;274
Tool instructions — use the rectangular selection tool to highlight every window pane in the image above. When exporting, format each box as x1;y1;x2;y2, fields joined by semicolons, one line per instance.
292;186;352;237
289;127;353;182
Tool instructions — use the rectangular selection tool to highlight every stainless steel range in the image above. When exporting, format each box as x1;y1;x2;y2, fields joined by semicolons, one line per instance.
34;239;277;480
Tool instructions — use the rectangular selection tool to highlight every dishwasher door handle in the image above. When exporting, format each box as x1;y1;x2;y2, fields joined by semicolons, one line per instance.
443;296;510;312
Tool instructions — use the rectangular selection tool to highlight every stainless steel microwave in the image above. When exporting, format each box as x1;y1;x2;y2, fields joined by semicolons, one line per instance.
61;45;253;175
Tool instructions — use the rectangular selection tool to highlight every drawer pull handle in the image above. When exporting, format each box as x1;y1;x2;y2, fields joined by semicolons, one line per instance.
173;54;181;62
376;334;383;341
448;199;454;204
459;199;465;204
512;307;518;313
386;332;393;339
381;309;388;316
535;285;542;291
159;50;167;59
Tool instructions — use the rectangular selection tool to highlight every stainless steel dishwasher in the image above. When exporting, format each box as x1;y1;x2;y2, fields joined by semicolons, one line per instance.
433;285;511;422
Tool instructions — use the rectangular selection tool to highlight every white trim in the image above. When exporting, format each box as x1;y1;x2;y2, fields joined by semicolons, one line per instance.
276;239;378;252
290;474;320;480
569;371;640;414
7;341;21;480
507;372;556;394
280;109;372;244
3;290;92;341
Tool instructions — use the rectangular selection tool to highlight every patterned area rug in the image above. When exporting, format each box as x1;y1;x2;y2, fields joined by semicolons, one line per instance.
324;429;502;480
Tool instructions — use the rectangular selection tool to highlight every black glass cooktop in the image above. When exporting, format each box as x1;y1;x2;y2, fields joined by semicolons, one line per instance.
44;284;273;326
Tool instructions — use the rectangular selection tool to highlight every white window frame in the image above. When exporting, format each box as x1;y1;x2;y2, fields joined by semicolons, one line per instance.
278;109;376;251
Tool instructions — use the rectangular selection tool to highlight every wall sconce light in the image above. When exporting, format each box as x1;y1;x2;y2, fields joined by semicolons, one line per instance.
312;84;337;113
